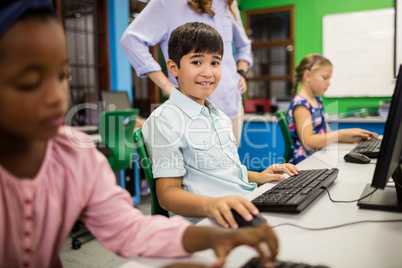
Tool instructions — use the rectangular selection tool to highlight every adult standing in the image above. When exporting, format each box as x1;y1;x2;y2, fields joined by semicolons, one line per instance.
120;0;252;144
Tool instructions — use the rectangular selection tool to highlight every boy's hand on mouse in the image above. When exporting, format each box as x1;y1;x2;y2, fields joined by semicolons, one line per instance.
205;195;259;229
210;224;279;268
251;163;299;184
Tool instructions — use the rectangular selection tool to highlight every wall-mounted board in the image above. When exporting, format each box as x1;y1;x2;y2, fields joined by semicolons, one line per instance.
323;8;395;97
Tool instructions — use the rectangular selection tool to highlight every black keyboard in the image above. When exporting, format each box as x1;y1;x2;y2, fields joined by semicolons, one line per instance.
350;138;382;158
242;257;330;268
252;168;339;213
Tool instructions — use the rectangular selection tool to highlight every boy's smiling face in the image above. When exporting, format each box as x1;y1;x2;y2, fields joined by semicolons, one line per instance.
167;51;222;106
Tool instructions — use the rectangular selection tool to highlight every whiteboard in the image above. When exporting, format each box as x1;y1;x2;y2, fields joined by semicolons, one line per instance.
323;8;396;97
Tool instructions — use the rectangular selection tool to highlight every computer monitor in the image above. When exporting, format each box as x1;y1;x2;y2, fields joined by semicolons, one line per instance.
358;65;402;212
101;91;131;112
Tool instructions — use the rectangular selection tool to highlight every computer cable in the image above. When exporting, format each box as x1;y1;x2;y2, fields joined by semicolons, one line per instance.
271;219;402;231
320;185;378;203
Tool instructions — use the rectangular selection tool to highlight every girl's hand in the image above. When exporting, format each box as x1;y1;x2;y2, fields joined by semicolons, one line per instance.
211;224;279;268
254;163;299;184
339;129;379;143
205;195;259;229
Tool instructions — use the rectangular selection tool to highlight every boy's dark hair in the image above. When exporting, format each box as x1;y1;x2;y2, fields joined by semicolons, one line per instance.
168;22;224;68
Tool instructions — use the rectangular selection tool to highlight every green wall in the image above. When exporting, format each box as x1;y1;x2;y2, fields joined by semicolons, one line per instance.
239;0;394;114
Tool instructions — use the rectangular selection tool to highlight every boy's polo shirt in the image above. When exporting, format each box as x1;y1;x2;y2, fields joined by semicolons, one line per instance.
142;88;257;199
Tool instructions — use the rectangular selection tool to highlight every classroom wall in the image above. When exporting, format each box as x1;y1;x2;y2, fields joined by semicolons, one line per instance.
108;0;133;103
238;0;394;114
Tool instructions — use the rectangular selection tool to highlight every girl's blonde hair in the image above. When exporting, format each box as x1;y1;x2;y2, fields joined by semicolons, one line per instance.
291;53;332;97
187;0;237;19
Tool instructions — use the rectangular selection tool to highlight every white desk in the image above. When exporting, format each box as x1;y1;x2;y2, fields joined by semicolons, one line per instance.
119;143;402;268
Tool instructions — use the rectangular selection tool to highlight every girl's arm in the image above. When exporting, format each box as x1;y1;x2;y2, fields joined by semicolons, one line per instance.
326;122;332;133
294;105;342;149
294;106;378;149
156;177;259;229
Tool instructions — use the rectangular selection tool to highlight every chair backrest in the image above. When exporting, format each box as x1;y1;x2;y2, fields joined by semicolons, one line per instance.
133;128;169;217
275;110;292;163
99;109;139;171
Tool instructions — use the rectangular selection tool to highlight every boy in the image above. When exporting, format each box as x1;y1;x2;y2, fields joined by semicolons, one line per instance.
142;22;298;228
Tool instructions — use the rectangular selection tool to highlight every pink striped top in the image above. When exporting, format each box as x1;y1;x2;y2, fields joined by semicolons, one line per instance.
0;126;191;268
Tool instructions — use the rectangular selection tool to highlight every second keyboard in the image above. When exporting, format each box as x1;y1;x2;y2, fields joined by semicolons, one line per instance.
252;168;339;213
350;138;382;158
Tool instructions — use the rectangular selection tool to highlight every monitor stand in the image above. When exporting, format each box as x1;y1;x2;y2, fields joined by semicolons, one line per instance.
358;165;402;212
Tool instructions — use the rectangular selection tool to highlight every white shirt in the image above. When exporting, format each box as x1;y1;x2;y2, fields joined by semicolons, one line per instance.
142;88;256;201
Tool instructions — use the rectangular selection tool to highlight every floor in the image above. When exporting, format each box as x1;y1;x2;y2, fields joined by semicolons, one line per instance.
60;194;152;268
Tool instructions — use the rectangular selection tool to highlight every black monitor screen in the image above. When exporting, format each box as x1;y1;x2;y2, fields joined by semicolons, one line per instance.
101;91;131;112
358;65;402;212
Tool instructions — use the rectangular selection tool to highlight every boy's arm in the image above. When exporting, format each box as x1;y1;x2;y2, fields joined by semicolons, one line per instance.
247;163;299;185
156;177;259;229
156;177;214;217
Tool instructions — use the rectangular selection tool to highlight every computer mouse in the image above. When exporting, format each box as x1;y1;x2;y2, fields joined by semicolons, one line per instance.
241;257;330;268
241;257;265;268
230;209;267;228
343;152;371;164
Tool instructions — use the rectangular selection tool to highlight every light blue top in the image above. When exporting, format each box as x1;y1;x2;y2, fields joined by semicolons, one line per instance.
120;0;253;119
142;88;257;221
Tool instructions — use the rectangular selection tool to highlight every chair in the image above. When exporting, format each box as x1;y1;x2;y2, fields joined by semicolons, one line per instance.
99;109;138;169
133;128;169;217
275;110;292;163
98;109;141;205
